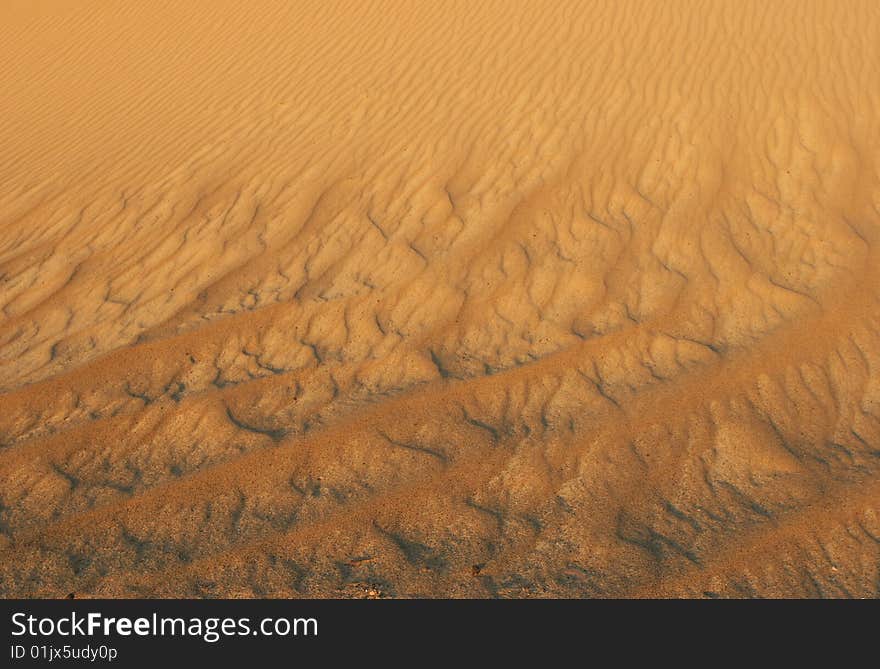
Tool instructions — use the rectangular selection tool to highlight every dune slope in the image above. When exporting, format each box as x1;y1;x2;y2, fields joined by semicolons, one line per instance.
1;0;880;597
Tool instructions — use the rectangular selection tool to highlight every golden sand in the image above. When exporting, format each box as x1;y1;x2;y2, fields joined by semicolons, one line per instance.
1;0;879;597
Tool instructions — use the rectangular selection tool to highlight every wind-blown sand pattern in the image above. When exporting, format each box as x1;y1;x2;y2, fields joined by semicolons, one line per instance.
2;0;880;598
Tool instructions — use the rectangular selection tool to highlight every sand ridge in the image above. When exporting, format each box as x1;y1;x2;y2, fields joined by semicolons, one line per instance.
1;0;880;597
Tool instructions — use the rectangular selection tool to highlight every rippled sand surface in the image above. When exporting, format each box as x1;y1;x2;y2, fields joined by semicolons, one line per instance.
2;1;880;598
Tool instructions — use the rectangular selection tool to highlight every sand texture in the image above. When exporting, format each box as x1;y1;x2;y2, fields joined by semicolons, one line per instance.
2;0;880;598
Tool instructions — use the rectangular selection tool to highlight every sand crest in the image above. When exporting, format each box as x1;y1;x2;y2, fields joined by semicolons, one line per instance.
1;0;879;598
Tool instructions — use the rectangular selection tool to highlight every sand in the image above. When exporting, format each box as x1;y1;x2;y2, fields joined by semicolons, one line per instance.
1;0;879;598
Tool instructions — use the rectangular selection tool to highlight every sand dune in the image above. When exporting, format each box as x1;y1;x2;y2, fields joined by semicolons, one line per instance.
1;0;879;598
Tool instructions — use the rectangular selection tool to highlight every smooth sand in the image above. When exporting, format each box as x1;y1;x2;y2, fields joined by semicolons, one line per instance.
1;0;879;597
